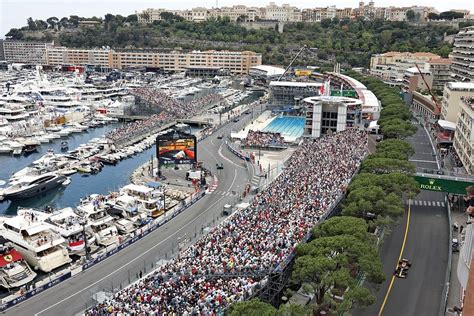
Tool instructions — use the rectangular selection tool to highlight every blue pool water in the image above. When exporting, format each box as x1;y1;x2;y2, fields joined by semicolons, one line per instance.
262;116;305;139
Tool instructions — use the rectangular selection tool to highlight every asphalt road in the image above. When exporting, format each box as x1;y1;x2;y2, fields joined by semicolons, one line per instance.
6;110;259;316
355;124;449;316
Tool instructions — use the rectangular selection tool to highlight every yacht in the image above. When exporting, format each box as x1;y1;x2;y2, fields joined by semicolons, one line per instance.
121;184;165;218
3;172;67;200
76;198;119;246
0;237;37;289
44;207;98;256
0;211;71;272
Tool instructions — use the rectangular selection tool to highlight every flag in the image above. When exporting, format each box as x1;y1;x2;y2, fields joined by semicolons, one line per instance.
0;249;23;267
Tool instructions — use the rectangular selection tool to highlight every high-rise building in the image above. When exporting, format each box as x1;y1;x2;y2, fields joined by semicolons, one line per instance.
0;40;5;61
441;82;474;123
453;96;473;174
451;26;474;82
428;58;453;92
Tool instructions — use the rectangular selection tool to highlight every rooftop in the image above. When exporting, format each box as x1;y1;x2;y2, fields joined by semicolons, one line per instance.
446;82;474;91
269;81;322;88
428;58;453;65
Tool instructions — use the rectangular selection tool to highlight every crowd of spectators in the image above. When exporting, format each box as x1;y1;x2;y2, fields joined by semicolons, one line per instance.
245;130;286;148
87;128;368;315
106;88;223;142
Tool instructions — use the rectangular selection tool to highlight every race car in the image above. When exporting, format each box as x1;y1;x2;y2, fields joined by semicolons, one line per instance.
394;259;412;278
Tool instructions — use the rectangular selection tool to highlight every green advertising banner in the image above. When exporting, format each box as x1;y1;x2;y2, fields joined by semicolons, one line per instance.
414;176;474;195
330;90;358;98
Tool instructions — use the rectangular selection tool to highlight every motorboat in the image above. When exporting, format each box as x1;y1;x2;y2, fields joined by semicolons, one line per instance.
0;237;37;289
0;211;72;272
60;141;69;151
76;199;119;246
44;207;97;256
0;143;12;154
121;184;165;218
2;172;67;200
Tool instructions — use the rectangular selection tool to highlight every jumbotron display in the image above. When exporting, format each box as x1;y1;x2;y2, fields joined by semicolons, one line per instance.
156;131;197;165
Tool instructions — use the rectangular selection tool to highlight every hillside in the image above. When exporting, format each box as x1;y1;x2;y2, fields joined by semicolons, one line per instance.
5;14;459;67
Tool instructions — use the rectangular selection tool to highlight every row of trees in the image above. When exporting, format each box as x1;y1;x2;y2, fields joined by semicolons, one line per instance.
5;14;456;68
229;74;420;315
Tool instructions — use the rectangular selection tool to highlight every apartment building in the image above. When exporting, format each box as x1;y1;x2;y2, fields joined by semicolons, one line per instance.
441;82;474;123
263;2;301;22
3;40;53;64
212;5;261;22
0;40;5;61
403;66;433;93
47;47;111;67
427;58;453;92
109;49;261;74
453;96;473;174
451;26;474;82
370;51;440;82
302;7;338;22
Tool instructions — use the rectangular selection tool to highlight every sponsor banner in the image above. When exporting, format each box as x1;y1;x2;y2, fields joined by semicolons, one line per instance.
0;272;72;312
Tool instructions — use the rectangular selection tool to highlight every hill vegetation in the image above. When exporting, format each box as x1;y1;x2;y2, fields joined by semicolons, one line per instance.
6;13;458;67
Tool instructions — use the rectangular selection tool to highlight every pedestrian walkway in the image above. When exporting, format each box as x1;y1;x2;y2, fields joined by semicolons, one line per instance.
406;199;446;207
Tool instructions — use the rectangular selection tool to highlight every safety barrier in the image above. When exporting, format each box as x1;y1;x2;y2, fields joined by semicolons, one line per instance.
0;190;207;312
439;195;453;316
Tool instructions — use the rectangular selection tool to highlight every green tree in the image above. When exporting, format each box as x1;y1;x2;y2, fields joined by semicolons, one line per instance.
375;139;415;159
5;28;24;39
46;17;59;29
382;120;417;139
406;10;416;22
27;17;37;31
227;298;276;316
428;12;439;20
361;157;415;174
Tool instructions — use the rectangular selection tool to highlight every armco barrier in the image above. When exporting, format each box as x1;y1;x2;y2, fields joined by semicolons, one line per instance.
0;190;207;312
225;141;250;161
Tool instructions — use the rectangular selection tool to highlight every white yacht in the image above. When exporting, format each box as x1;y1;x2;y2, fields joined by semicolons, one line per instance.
0;211;71;272
43;207;97;256
120;184;165;218
0;238;37;289
76;198;119;246
3;172;67;200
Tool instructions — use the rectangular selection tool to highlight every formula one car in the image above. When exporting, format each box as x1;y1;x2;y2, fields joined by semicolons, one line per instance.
394;259;412;278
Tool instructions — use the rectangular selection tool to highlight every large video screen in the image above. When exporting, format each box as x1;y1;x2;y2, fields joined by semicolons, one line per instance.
157;137;196;165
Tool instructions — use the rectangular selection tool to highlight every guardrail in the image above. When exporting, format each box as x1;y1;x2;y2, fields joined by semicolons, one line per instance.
0;190;207;312
439;195;453;316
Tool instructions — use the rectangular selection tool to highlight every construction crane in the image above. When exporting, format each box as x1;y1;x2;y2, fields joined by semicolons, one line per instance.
277;45;307;81
414;63;441;115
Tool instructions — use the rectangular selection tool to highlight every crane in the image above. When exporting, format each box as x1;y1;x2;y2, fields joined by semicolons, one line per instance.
414;63;441;116
277;45;307;81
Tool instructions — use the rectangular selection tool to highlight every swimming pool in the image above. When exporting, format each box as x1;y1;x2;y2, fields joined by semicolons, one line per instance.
262;116;305;140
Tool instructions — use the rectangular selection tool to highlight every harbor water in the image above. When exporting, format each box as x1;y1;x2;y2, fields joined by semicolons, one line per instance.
0;124;201;215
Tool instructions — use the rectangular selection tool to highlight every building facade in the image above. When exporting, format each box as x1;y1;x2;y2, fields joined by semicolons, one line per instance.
428;58;453;92
453;97;473;174
403;66;433;93
303;96;362;138
268;81;322;109
370;51;440;82
3;40;53;64
451;26;474;82
0;40;5;61
5;41;261;74
441;82;474;123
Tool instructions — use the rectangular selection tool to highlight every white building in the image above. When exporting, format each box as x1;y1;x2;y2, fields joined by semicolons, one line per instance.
303;96;363;138
441;82;474;124
453;96;473;174
451;26;474;82
262;2;302;22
